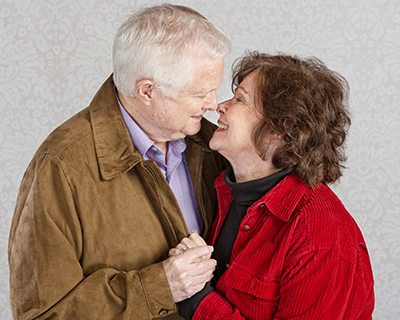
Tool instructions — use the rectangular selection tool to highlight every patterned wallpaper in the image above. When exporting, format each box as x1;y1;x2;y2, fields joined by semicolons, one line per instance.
1;0;399;318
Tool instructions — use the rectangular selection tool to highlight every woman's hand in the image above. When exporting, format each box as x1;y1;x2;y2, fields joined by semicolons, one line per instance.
169;230;213;260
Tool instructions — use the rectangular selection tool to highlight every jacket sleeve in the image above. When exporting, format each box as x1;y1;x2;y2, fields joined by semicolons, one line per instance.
8;154;176;320
272;248;374;320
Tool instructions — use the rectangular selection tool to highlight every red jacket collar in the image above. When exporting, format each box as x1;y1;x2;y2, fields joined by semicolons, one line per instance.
209;170;312;244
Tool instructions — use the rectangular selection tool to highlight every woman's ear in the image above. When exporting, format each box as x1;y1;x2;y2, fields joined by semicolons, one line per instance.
269;132;284;143
135;79;155;105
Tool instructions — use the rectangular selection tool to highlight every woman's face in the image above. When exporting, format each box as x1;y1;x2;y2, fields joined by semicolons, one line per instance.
210;70;262;162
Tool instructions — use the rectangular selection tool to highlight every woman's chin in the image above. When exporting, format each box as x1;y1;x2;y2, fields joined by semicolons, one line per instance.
209;137;220;152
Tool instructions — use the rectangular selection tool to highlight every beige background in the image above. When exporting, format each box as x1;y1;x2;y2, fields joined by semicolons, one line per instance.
1;0;399;318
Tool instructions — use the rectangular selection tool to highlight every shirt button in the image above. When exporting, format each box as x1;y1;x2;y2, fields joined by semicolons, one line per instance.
226;263;230;269
243;225;251;231
259;203;265;208
158;309;169;316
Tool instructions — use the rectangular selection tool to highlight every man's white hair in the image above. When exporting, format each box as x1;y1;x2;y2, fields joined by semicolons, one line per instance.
112;4;231;98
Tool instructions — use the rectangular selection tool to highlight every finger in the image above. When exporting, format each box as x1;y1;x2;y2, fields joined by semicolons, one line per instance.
169;242;189;256
183;246;214;263
190;274;214;289
173;257;216;283
185;258;217;277
169;247;182;257
187;231;207;247
185;280;213;299
181;271;214;297
180;237;197;249
178;266;214;288
176;243;188;252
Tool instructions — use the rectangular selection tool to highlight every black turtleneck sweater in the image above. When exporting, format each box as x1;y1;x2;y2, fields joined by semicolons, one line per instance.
179;166;293;319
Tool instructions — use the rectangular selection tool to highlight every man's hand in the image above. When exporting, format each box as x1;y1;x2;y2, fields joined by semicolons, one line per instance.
163;245;216;302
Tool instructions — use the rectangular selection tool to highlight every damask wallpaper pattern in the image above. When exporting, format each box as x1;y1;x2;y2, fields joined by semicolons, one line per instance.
1;0;399;318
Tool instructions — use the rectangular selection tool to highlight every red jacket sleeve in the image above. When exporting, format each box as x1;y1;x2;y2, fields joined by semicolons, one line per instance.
273;247;374;319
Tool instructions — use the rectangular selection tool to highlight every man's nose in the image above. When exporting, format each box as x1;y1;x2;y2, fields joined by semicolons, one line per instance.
204;91;218;111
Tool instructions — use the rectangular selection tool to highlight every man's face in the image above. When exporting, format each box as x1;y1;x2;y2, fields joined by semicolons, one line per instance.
142;58;225;144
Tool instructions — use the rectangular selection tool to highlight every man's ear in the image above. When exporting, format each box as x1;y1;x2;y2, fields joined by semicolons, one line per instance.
136;79;155;105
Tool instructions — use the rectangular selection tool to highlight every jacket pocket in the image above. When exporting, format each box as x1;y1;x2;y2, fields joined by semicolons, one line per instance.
217;264;280;319
222;263;281;301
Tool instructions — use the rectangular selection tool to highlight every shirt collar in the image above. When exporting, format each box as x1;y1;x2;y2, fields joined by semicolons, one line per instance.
116;94;154;156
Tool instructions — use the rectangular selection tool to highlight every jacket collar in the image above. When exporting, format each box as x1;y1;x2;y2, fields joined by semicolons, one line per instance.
89;75;142;180
215;170;311;222
89;74;212;180
262;171;311;222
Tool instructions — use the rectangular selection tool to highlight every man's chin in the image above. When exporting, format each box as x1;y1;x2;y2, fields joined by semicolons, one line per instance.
183;123;202;137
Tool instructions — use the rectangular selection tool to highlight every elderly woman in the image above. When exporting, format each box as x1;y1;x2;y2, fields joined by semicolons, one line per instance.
174;52;374;319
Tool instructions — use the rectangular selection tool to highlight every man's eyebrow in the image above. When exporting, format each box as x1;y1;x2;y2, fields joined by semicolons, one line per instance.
192;90;209;97
193;86;219;96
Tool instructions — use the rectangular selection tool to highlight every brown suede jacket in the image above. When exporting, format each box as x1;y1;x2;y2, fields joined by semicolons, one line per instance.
8;75;228;319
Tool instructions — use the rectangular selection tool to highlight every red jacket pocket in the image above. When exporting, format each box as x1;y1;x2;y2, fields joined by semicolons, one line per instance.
221;263;281;301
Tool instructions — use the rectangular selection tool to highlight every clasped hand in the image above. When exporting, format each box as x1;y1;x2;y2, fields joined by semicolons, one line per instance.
162;231;215;302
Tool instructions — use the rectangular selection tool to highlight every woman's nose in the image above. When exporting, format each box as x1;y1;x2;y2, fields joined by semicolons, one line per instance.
217;101;227;115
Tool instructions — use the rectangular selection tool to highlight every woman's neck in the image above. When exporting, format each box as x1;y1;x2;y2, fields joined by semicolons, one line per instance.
229;155;280;183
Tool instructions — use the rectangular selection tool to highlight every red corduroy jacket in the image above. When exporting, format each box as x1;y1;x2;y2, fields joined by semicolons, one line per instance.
193;171;374;320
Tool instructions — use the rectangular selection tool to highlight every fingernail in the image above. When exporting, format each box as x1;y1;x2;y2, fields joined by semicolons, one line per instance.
192;230;198;234
208;246;214;252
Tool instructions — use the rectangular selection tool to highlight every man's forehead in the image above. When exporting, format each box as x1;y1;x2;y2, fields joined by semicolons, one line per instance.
188;58;224;85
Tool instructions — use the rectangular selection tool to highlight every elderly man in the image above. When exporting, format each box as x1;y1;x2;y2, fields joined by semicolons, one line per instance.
8;4;231;319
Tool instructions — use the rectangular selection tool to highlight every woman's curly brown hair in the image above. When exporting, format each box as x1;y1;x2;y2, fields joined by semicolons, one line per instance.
232;51;351;188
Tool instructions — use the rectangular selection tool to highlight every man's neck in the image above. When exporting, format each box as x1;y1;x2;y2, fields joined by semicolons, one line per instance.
117;90;170;161
154;141;169;163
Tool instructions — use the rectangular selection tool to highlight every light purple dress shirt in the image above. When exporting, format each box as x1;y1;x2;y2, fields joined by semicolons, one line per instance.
117;95;203;234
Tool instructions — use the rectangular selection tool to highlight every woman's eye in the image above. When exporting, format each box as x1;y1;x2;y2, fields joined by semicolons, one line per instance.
235;97;243;103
